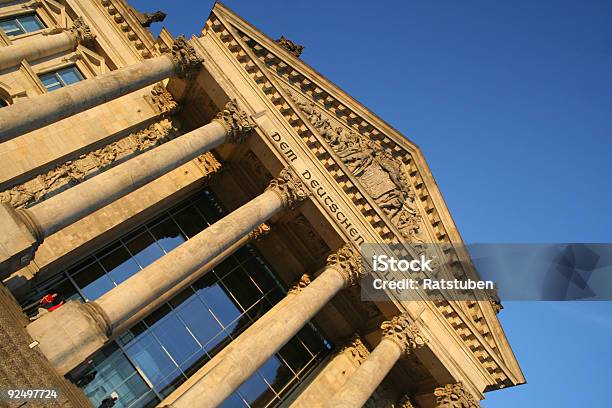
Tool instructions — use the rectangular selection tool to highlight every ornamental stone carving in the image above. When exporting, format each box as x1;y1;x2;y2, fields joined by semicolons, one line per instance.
170;35;202;79
326;244;364;287
212;100;256;144
380;314;426;356
265;167;310;209
140;11;166;27
69;17;96;46
487;288;503;314
397;395;417;408
275;36;304;58
287;274;311;295
148;84;179;115
339;334;370;366
248;223;271;241
288;91;426;245
434;383;481;408
0;119;180;209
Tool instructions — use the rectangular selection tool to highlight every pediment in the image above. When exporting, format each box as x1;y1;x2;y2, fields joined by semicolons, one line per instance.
206;2;525;391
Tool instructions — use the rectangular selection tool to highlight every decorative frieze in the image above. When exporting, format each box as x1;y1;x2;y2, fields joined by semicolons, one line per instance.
266;167;310;209
275;36;304;57
288;91;426;245
212;100;256;144
434;383;480;408
326;244;364;287
0;119;180;209
380;314;426;356
148;83;179;115
170;35;202;79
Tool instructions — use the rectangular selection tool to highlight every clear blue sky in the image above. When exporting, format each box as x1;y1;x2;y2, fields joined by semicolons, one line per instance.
131;1;612;406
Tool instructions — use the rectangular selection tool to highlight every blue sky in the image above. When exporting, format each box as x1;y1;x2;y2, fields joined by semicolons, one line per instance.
130;1;612;406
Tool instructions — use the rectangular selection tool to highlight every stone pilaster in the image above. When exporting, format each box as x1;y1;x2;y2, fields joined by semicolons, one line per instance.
211;99;257;144
434;383;481;408
266;167;311;209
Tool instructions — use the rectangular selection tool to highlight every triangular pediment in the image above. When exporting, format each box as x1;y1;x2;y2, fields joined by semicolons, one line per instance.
207;2;525;391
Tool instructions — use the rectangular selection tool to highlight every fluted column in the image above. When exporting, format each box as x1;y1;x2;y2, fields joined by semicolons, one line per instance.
324;314;427;408
0;17;95;71
163;244;365;408
0;36;201;142
26;167;310;374
434;382;481;408
0;100;254;278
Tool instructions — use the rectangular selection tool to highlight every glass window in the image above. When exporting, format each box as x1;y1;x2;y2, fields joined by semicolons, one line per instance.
0;13;45;37
39;66;84;92
30;189;332;408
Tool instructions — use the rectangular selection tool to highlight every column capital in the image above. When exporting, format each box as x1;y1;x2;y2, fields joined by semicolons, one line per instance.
170;35;203;79
212;100;256;144
326;244;364;287
434;382;481;408
380;314;426;356
338;334;370;366
68;17;96;46
287;273;311;295
397;395;417;408
248;223;271;241
266;167;310;209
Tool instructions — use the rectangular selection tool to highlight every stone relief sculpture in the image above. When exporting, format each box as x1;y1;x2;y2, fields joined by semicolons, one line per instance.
288;90;426;245
0;119;180;209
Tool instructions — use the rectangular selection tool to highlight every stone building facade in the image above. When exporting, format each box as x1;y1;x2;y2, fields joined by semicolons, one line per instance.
0;1;524;407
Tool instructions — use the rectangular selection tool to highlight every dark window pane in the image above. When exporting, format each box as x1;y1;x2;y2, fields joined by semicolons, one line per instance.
150;314;200;368
192;271;217;292
58;66;83;85
219;393;247;408
297;326;326;356
278;337;311;374
18;14;44;32
169;287;195;309
202;283;241;327
242;258;276;293
49;278;81;303
175;296;222;346
237;373;275;408
149;218;186;253
125;232;164;268
222;267;263;312
258;355;293;394
245;298;272;322
71;262;114;300
172;205;208;238
125;335;176;388
143;304;171;327
0;19;22;36
234;245;254;263
180;349;209;378
194;197;223;223
99;246;141;285
213;256;239;279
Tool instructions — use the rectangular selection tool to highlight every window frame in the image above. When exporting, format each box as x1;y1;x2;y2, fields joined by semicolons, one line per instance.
0;12;45;37
38;65;85;92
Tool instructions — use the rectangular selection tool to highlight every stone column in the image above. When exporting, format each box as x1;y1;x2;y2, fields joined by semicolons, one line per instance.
0;100;254;279
163;244;365;408
434;382;481;408
25;167;310;375
0;36;201;142
0;17;96;71
323;314;427;408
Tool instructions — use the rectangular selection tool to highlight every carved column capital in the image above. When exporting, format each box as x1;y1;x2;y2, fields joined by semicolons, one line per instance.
380;314;426;356
287;273;312;295
397;395;417;408
248;223;271;241
326;244;364;287
265;167;310;209
338;334;370;366
68;17;96;46
434;382;481;408
170;35;202;79
212;100;256;144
